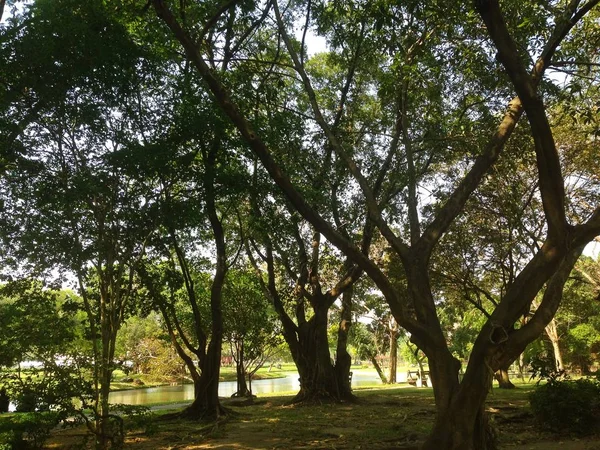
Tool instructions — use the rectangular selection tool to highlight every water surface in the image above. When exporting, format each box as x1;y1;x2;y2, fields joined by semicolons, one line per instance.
109;371;384;406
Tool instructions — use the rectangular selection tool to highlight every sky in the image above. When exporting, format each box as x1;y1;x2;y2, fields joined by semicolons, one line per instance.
585;241;600;259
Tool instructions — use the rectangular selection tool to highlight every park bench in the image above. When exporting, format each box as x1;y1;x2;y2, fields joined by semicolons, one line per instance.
406;369;430;387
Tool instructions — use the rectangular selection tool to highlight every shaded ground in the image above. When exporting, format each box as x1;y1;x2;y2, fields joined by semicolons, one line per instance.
43;385;600;449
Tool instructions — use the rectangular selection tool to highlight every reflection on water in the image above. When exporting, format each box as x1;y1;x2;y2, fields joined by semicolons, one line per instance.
109;371;383;406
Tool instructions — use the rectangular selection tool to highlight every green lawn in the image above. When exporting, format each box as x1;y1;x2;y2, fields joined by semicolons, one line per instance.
19;381;600;449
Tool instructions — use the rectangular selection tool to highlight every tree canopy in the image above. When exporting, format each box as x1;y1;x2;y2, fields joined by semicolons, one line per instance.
1;0;600;448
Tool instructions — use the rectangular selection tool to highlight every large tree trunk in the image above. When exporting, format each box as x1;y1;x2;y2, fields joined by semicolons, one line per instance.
423;353;497;450
293;306;351;402
334;282;355;399
426;404;496;450
182;338;225;419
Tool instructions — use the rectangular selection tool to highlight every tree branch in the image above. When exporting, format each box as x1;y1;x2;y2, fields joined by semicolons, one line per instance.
493;244;584;368
416;0;598;259
272;0;410;261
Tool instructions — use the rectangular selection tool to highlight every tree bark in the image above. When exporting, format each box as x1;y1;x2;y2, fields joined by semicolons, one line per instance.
292;305;353;402
388;321;399;384
545;319;564;371
494;365;515;389
334;284;354;397
232;341;251;397
423;355;497;450
182;339;226;419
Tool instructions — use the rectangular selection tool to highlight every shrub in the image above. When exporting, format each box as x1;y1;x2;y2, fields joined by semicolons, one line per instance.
113;404;157;436
0;412;61;449
529;377;600;435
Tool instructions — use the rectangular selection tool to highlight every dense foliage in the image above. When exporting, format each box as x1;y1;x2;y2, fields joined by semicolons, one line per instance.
529;377;600;435
1;0;600;448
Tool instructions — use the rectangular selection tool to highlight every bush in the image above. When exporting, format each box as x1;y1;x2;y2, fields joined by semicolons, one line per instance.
529;377;600;435
85;404;156;449
113;404;157;436
0;412;61;449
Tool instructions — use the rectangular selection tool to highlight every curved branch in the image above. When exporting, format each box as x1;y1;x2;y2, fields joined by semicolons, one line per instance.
417;0;598;259
494;244;584;368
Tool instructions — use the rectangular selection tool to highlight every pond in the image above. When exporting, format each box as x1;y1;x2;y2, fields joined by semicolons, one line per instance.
108;371;384;406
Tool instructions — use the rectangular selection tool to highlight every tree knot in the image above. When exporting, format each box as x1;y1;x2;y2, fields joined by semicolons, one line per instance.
489;322;508;345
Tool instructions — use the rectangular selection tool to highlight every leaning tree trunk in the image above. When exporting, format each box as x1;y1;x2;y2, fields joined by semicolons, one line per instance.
545;319;564;371
494;363;515;389
370;354;388;384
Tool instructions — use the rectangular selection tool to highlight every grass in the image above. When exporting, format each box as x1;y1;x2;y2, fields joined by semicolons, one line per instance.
12;369;589;449
41;380;600;450
110;371;170;391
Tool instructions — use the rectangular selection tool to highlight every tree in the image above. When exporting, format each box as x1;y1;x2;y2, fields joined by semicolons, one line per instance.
234;38;378;403
0;280;81;411
115;314;177;376
222;268;282;398
348;322;388;384
242;194;368;402
556;256;600;373
131;101;249;418
138;186;234;420
355;290;404;384
150;0;600;447
0;2;158;446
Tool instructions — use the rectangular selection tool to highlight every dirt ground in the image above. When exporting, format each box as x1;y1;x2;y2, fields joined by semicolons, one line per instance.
43;387;600;450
